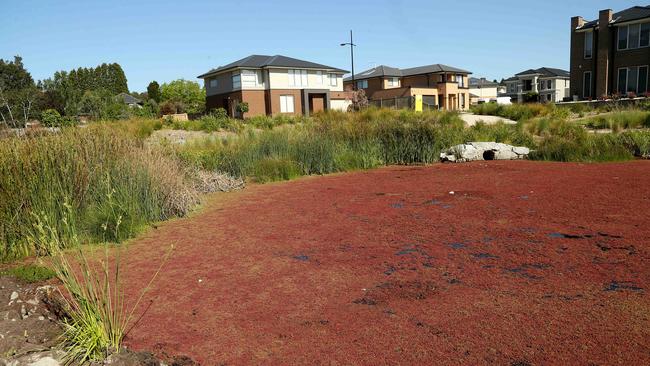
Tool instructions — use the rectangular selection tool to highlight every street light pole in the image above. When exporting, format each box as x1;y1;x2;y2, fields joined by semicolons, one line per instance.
340;30;356;90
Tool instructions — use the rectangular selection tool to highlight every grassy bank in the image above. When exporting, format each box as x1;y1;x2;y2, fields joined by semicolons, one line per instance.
0;126;197;260
3;107;650;260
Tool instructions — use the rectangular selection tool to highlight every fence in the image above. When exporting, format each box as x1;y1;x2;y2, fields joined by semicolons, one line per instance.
369;96;413;110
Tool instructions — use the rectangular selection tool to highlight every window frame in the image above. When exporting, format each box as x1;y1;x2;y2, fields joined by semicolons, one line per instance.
288;69;308;87
209;78;218;88
356;80;368;89
232;74;241;89
584;30;593;59
639;65;649;94
617;68;628;94
328;73;338;87
583;71;592;99
279;95;295;113
618;25;629;50
641;23;650;47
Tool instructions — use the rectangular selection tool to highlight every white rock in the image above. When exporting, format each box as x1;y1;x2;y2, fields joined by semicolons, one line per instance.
27;356;60;366
10;291;18;301
512;146;530;155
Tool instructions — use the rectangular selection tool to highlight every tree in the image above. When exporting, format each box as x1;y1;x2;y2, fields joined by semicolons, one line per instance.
160;79;205;114
236;102;249;118
0;56;40;127
348;89;369;112
147;81;161;102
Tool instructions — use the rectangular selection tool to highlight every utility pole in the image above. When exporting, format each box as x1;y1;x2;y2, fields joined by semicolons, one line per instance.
340;30;356;90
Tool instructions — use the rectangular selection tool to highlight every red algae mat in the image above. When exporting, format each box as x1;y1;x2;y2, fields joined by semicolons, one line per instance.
122;161;650;365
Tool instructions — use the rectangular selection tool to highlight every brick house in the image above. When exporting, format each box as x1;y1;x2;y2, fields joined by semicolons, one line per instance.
342;64;472;110
570;6;650;100
198;55;351;117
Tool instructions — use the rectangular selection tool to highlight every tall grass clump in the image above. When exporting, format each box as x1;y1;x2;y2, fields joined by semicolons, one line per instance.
28;205;172;365
471;103;564;121
581;110;650;131
0;126;197;260
175;109;536;182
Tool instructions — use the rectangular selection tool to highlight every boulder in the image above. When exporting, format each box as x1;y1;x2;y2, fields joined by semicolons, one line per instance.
440;142;531;162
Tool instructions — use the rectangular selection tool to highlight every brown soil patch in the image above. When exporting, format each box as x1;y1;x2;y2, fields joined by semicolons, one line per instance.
121;161;650;365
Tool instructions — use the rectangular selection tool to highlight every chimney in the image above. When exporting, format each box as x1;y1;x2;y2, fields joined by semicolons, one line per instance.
571;16;584;30
595;9;614;97
599;9;613;25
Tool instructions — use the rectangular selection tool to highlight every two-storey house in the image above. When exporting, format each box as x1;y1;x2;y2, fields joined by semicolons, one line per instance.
198;55;350;117
570;6;650;99
503;68;570;103
342;64;472;110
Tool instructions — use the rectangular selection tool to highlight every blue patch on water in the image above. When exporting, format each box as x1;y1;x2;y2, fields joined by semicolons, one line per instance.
604;281;643;292
293;254;309;261
471;252;499;259
449;242;466;249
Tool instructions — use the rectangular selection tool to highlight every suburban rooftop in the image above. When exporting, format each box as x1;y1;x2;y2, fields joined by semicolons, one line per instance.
576;5;650;30
514;67;570;78
344;63;471;82
197;54;348;78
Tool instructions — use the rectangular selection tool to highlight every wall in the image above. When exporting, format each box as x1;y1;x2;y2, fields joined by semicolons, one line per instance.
268;89;303;116
330;99;351;111
268;68;344;91
205;72;235;96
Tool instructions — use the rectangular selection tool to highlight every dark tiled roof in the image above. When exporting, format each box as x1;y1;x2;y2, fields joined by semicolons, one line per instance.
344;63;471;82
577;5;650;30
343;65;402;82
198;54;348;78
469;77;499;87
401;64;471;76
116;92;142;105
515;67;569;78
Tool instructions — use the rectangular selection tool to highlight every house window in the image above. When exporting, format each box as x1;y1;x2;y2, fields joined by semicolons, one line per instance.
280;95;295;113
618;68;627;94
584;31;593;58
456;75;465;87
232;74;241;89
618;26;629;50
641;23;650;47
329;73;337;86
539;81;544;90
288;69;308;87
618;23;650;50
547;94;552;102
583;71;592;98
241;70;259;87
460;93;465;108
356;80;368;89
639;66;649;94
315;71;324;85
209;79;218;88
618;66;650;95
547;80;552;89
387;77;399;87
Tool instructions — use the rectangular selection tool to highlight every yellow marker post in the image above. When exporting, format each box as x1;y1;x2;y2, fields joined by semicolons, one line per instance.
414;95;423;112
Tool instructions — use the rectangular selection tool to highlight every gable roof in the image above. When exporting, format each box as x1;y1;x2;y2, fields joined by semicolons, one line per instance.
401;64;471;76
515;67;569;78
343;65;402;81
343;63;471;82
198;54;348;78
577;5;650;30
116;92;142;105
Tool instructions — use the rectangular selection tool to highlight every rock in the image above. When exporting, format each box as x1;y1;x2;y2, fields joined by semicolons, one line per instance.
10;291;18;301
440;142;531;162
27;356;59;366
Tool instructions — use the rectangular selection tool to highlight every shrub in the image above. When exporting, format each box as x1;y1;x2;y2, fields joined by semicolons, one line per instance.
41;109;63;127
1;264;56;283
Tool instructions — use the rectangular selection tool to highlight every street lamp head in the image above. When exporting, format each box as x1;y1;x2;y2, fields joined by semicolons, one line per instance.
340;43;346;46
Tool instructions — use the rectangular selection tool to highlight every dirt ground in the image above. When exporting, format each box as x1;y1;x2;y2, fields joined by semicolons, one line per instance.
120;161;650;365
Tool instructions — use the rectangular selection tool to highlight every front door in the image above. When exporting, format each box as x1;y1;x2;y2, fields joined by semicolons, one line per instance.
309;94;325;113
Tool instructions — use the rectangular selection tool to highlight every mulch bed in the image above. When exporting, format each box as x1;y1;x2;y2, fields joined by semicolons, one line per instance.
120;161;650;365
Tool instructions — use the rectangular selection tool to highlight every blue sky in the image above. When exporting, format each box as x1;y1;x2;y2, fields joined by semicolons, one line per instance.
0;0;642;91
